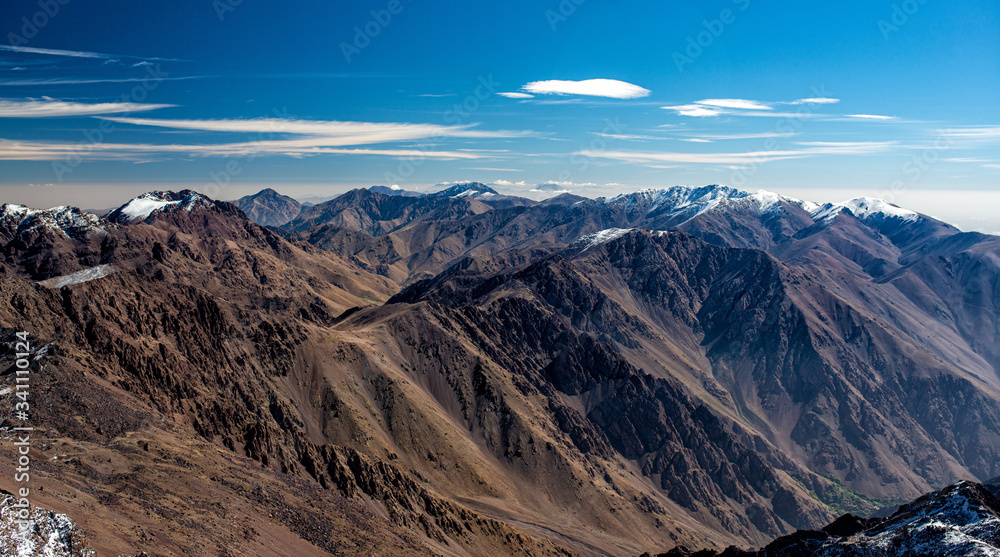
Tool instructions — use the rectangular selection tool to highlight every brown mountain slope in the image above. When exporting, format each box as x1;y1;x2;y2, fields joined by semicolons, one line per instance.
2;188;1000;555
394;229;1000;503
0;197;575;556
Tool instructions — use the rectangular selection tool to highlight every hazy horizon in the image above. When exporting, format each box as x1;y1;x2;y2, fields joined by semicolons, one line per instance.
3;182;1000;236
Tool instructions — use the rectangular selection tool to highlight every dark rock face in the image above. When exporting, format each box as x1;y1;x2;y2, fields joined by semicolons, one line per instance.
651;481;1000;557
234;187;303;226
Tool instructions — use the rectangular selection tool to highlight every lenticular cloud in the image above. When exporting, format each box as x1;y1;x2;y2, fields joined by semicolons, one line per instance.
521;79;650;99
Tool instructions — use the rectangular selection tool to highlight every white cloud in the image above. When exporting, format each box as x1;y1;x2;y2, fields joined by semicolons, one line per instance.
0;99;173;118
0;139;488;161
521;79;650;99
939;126;1000;139
682;132;799;141
662;97;846;118
529;180;596;192
0;76;203;86
0;113;536;161
104;116;535;145
592;132;660;141
793;141;898;153
0;45;114;60
661;104;726;117
695;98;773;110
845;114;896;120
490;179;528;186
0;44;180;62
576;141;894;165
498;92;534;99
789;97;840;105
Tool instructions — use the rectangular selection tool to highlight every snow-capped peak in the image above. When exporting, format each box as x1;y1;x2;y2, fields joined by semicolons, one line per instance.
603;185;806;223
811;196;920;223
431;183;500;199
0;203;106;240
108;190;214;224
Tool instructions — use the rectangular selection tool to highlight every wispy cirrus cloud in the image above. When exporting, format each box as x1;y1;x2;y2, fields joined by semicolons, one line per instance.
0;98;173;118
0;76;202;87
0;44;117;60
677;131;800;142
661;104;728;117
0;138;488;161
662;97;843;118
695;98;773;111
788;97;840;105
0;44;182;62
591;132;661;141
497;92;534;99
103;116;535;143
575;141;895;166
845;114;896;120
939;126;1000;140
520;79;650;99
462;167;523;172
0;116;536;161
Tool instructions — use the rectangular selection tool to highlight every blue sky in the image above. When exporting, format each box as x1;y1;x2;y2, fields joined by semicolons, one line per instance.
1;0;998;229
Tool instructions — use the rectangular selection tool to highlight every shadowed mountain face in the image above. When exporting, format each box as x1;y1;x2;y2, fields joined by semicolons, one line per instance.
0;185;998;555
234;187;303;227
394;228;1000;498
652;480;1000;557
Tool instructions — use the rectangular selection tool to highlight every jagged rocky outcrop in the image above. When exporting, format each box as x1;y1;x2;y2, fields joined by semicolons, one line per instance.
0;492;94;557
651;480;1000;556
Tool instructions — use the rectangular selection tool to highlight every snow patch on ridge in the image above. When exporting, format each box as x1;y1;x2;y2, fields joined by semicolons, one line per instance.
571;228;633;251
117;197;181;221
37;265;115;289
0;494;92;556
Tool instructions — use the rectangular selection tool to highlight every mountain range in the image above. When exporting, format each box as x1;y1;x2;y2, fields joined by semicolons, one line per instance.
0;183;997;556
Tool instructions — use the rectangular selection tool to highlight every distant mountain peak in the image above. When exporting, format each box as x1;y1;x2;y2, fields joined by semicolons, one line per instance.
811;196;921;223
234;188;302;226
0;203;106;240
107;190;214;224
431;182;499;198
